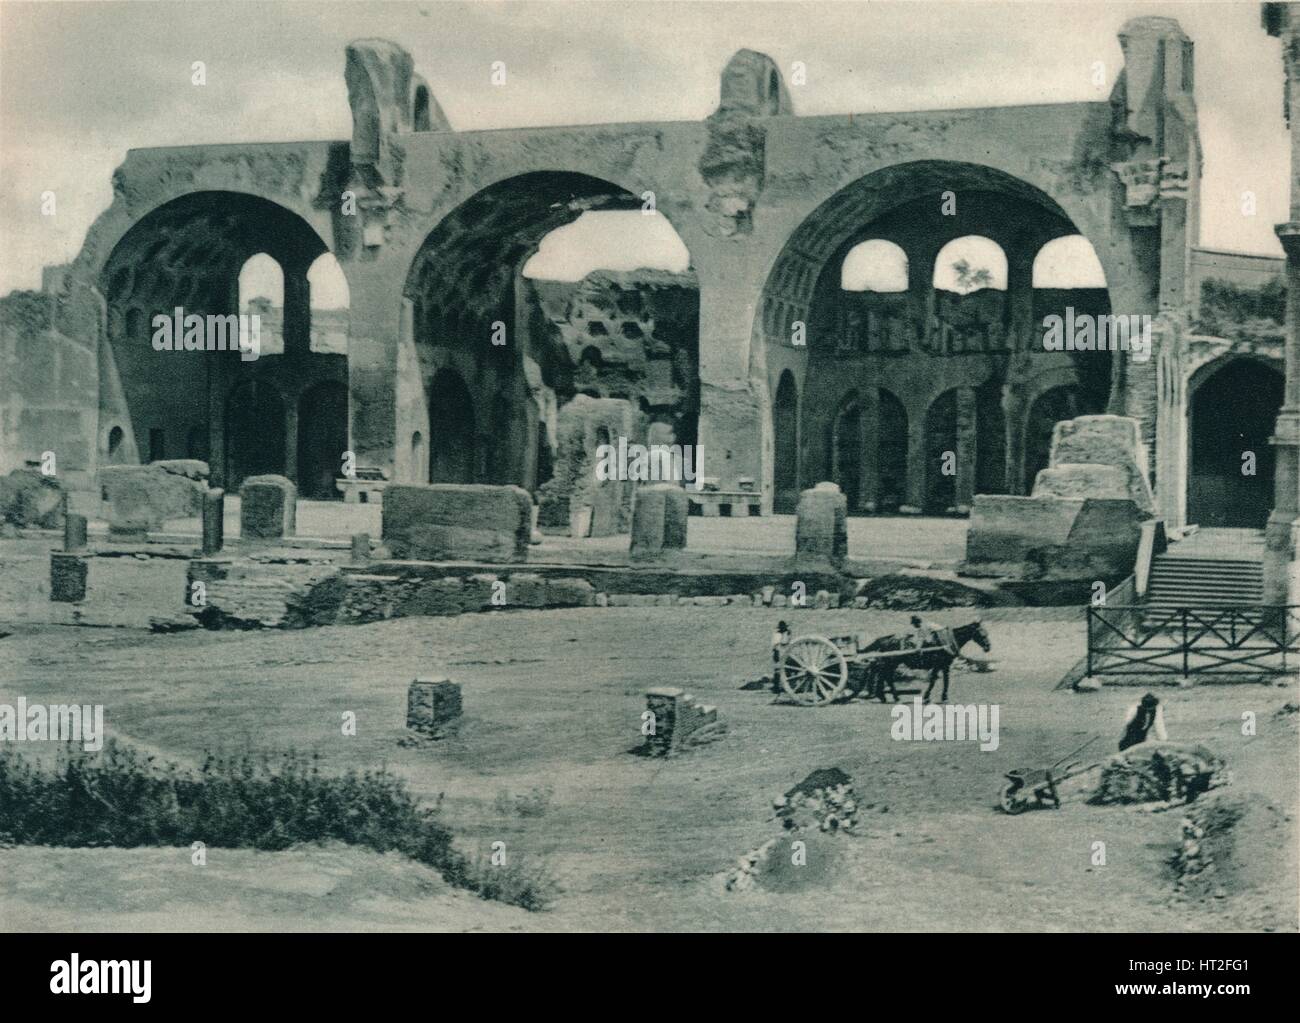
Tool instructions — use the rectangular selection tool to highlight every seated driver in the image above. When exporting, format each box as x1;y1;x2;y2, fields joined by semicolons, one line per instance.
907;614;940;650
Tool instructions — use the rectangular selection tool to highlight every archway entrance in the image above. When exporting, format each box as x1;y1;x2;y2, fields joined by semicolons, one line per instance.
226;380;285;490
1188;359;1284;529
298;380;349;500
428;369;477;483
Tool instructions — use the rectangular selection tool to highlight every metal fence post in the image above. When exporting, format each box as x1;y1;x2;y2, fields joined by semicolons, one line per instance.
1086;607;1093;678
1182;609;1189;679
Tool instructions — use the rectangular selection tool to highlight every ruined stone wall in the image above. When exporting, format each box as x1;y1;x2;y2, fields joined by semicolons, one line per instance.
0;289;98;491
26;23;1200;513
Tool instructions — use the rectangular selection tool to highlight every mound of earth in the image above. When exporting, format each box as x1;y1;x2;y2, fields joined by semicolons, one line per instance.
1090;742;1230;806
855;574;1002;611
1171;793;1296;905
726;768;859;892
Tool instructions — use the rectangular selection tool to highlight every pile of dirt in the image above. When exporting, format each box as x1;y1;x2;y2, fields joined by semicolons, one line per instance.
855;574;1000;610
1089;743;1230;806
1171;792;1295;902
725;768;859;892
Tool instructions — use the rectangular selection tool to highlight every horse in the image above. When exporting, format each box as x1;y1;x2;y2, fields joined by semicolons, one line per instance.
860;619;991;704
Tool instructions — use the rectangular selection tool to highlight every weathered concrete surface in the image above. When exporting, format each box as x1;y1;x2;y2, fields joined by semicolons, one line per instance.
99;463;206;533
239;475;297;540
382;483;532;562
49;552;88;602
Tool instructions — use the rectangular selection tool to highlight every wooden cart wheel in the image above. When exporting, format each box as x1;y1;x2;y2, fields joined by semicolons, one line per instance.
779;636;849;705
1000;781;1026;815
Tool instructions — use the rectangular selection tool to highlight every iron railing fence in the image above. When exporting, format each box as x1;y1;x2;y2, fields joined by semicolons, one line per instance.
1086;605;1300;680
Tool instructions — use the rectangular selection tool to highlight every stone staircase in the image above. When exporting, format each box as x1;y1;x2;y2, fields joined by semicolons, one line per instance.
1144;528;1264;616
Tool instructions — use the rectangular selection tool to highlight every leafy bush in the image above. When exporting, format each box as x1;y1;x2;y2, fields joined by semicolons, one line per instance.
0;741;552;910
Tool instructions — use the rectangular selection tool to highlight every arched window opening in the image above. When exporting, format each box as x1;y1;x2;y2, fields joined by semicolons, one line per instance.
841;239;909;292
238;254;284;355
932;236;1008;293
307;253;349;354
1032;235;1107;289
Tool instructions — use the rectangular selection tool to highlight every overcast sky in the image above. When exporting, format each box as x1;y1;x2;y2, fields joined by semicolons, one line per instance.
0;0;1290;298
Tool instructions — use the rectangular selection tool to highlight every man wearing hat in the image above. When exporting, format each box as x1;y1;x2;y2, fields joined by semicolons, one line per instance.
1118;692;1168;751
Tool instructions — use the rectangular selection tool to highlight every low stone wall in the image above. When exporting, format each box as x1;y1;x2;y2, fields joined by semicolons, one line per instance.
186;554;861;629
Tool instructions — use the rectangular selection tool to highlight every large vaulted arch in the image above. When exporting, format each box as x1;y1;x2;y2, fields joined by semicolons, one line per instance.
755;160;1115;511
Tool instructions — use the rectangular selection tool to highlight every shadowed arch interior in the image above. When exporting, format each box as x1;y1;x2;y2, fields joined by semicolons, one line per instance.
758;160;1113;510
403;171;697;495
99;191;342;490
1188;359;1284;529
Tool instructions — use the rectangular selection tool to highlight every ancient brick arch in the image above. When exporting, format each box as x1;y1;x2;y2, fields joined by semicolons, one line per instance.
761;160;1118;509
401;170;699;498
97;190;347;489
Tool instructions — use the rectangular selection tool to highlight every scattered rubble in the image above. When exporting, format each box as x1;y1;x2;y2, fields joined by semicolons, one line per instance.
1090;742;1230;806
725;768;861;892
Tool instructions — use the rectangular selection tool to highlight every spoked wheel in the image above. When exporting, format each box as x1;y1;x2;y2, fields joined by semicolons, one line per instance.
779;636;849;705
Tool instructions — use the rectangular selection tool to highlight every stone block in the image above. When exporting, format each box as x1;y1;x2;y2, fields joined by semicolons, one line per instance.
99;463;205;533
396;577;473;617
0;468;65;529
536;395;644;536
406;677;462;739
382;484;531;562
201;488;224;555
964;495;1146;579
63;512;87;552
547;577;597;607
505;572;548;608
1046;415;1154;513
50;552;87;602
351;532;371;564
1032;464;1131;501
629;483;690;560
794;482;848;567
239;475;296;540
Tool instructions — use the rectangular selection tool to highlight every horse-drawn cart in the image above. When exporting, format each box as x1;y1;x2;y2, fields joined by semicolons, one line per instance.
776;619;991;706
777;632;944;705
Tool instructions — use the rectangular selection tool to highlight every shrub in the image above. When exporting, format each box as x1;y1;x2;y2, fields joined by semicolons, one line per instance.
0;740;553;910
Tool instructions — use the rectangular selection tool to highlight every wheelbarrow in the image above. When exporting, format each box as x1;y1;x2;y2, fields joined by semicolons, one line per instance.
999;736;1100;815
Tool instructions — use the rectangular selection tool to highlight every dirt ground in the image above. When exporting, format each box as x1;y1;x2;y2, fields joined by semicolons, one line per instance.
2;592;1296;932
